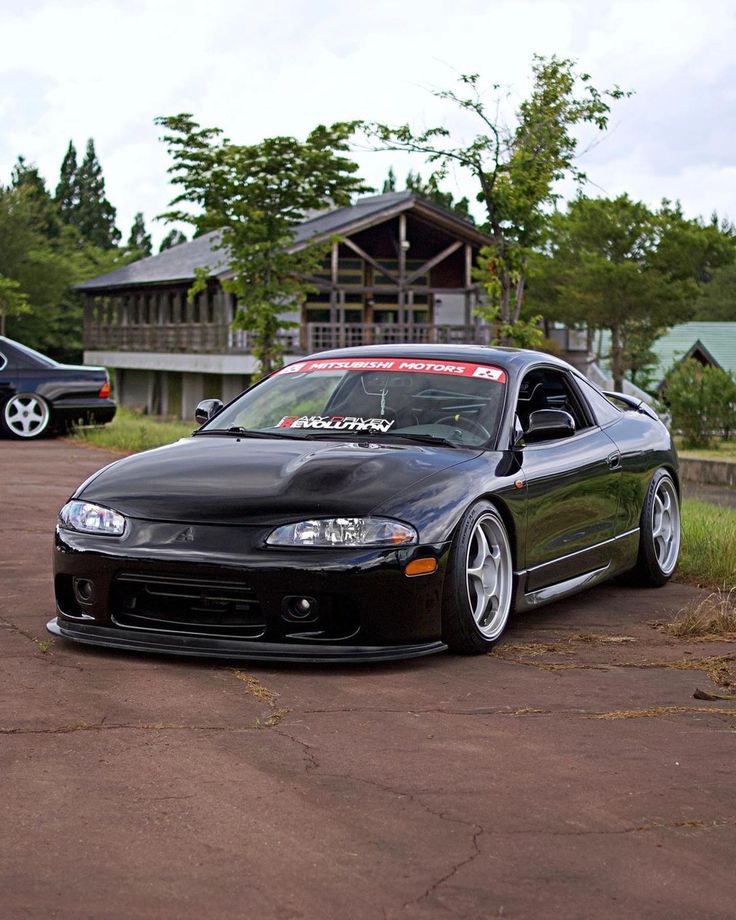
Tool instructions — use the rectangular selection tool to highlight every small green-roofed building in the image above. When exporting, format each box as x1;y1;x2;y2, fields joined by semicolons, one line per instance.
591;322;736;393
649;322;736;383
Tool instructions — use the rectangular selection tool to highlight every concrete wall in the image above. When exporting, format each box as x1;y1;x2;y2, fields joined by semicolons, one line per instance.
112;367;252;419
679;457;736;488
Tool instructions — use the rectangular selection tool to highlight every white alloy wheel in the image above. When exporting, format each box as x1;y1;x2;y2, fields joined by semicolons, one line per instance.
3;394;51;439
465;512;514;641
651;475;680;576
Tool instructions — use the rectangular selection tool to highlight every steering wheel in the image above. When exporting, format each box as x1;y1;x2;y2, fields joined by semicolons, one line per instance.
435;415;492;441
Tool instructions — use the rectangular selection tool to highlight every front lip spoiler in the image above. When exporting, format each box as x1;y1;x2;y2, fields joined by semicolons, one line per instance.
47;618;447;664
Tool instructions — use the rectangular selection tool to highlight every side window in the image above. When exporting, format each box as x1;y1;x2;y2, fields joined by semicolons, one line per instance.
516;368;592;433
574;377;623;427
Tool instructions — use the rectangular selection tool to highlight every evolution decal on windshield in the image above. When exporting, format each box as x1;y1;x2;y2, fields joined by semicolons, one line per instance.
277;416;396;433
277;358;507;383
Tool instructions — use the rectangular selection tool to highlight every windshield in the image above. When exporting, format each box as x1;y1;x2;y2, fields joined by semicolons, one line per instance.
202;356;507;448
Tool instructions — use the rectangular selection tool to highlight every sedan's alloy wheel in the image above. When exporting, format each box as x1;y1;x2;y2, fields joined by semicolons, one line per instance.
3;394;50;438
465;513;513;640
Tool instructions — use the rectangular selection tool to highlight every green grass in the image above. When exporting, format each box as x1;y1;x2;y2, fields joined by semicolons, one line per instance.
677;440;736;462
678;498;736;590
70;407;195;454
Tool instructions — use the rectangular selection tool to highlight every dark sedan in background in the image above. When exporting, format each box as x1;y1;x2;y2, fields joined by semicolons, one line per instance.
0;336;115;439
48;345;680;662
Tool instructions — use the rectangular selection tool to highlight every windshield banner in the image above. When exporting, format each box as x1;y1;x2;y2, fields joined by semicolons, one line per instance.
277;415;395;432
277;358;506;383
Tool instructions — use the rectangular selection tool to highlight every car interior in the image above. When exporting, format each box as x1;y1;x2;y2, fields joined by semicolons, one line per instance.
515;368;591;437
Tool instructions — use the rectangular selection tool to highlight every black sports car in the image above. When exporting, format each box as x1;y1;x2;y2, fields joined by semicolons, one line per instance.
48;345;680;662
0;336;115;439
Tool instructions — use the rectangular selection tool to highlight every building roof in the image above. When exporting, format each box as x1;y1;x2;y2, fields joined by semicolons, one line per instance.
594;322;736;390
651;322;736;379
76;191;490;292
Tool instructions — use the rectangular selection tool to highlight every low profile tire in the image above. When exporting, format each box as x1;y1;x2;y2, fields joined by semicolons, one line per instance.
442;501;514;653
1;393;51;440
632;469;681;586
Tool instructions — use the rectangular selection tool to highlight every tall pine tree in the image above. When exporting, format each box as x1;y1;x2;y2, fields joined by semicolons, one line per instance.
128;212;152;256
159;228;187;251
11;157;63;238
75;139;121;248
55;141;79;221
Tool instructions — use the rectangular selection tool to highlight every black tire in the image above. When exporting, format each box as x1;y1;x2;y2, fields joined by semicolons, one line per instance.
1;393;51;440
442;501;514;654
631;469;681;587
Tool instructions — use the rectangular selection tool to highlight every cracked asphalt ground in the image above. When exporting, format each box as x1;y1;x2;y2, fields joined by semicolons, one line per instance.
2;440;736;920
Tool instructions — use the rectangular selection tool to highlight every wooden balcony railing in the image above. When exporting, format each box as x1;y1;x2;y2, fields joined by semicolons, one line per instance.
85;322;492;355
304;323;493;352
85;323;300;354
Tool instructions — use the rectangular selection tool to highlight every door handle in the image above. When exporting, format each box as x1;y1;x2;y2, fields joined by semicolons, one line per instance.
607;452;622;470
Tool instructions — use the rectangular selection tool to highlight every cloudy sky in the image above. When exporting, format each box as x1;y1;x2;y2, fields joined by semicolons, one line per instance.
1;0;734;245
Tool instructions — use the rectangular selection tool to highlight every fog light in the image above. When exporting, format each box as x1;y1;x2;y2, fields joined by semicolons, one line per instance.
73;577;95;604
404;558;438;577
282;595;319;622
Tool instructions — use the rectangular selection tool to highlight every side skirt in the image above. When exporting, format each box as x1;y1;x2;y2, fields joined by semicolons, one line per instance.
513;528;640;613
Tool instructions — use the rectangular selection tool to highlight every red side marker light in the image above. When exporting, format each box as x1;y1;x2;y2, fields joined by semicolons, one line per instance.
404;558;438;577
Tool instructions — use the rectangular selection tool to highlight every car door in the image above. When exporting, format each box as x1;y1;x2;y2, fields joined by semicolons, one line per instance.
516;366;621;592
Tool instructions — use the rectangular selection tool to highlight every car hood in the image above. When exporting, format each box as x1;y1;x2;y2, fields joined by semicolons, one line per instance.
77;435;480;525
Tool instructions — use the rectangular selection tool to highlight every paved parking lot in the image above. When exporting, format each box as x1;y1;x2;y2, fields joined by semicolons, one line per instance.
2;439;735;920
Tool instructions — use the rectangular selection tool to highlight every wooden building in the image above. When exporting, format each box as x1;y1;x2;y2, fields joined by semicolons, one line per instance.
79;191;494;418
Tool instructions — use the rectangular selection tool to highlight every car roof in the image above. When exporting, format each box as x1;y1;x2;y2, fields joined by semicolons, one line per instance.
297;343;572;375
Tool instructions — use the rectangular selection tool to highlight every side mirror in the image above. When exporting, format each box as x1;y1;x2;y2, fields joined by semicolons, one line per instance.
194;398;223;426
524;409;575;443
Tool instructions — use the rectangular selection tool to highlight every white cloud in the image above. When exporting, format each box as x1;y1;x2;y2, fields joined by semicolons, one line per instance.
1;0;735;241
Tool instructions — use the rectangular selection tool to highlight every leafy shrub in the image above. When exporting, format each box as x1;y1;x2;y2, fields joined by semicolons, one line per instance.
663;359;736;448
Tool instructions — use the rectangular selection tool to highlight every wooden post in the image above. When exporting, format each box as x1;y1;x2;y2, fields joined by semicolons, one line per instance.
464;243;473;328
398;213;407;325
329;241;338;324
338;290;346;347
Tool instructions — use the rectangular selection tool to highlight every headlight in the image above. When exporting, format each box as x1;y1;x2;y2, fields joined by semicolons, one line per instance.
59;500;126;536
266;517;417;547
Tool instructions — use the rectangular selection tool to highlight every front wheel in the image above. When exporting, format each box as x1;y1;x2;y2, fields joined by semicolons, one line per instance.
632;469;681;586
442;502;514;653
1;393;51;439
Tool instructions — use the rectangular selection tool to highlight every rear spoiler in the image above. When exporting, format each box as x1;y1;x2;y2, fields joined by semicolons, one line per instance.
603;391;660;421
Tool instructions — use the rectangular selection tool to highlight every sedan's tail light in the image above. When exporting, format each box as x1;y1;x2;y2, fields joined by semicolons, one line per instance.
98;378;111;399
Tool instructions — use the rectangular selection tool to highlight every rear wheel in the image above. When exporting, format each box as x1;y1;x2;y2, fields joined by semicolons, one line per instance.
632;469;681;586
442;501;514;653
1;393;51;439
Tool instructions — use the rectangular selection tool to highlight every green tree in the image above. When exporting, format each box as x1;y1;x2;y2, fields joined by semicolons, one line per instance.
128;212;152;256
55;141;79;221
404;170;473;221
156;114;368;374
693;262;736;320
664;359;736;447
381;167;473;220
529;194;729;390
10;157;64;239
382;166;397;193
0;170;130;361
75;139;121;248
364;56;629;343
0;274;30;336
159;228;187;252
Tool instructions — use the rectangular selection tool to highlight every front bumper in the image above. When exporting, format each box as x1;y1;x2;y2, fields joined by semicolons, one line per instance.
46;618;446;663
52;522;451;662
